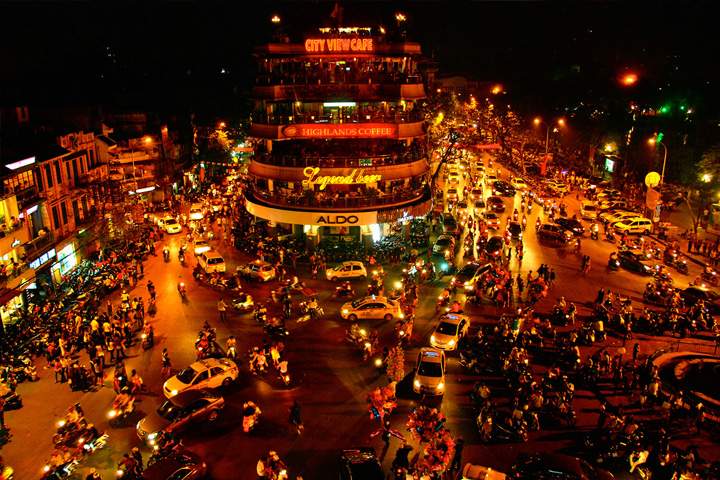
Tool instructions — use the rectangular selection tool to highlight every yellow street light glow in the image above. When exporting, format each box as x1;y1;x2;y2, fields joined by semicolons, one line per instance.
271;15;281;23
703;174;712;182
622;74;638;85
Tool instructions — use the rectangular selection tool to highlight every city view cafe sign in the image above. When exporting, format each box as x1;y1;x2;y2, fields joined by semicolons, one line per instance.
281;123;397;140
302;166;381;190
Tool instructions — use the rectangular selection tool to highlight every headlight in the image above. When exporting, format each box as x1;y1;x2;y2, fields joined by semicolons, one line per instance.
171;390;178;396
437;383;445;390
414;380;421;388
343;309;349;314
431;335;436;342
449;340;455;345
147;432;157;440
108;410;117;418
451;277;456;282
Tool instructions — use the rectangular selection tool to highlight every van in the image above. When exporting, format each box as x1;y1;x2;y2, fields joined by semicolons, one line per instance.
614;218;653;235
440;212;459;236
198;250;226;273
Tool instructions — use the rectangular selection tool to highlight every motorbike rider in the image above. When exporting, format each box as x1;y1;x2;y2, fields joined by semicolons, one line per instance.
535;217;542;232
113;387;133;413
307;297;319;319
162;245;170;259
347;323;366;343
64;405;83;432
226;336;237;356
242;401;261;431
254;303;267;324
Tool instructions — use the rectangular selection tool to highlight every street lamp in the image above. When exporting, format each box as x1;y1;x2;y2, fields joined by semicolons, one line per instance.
648;137;667;186
534;118;565;166
271;15;281;23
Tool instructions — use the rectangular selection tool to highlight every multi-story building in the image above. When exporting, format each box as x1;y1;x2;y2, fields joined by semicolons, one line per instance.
245;20;431;245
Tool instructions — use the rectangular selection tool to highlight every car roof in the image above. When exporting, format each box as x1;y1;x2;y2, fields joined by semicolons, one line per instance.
516;453;592;479
169;388;220;406
340;261;363;266
248;259;271;266
203;250;223;259
439;313;468;325
418;347;444;363
142;452;204;480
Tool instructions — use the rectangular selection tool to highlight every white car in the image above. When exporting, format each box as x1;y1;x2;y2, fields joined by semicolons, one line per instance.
193;238;210;255
448;171;460;185
510;178;528;190
470;188;483;201
485;174;498;185
162;217;183;234
430;313;470;350
189;204;204;220
446;188;459;202
237;260;276;282
197;250;226;273
326;261;367;282
341;296;403;322
433;234;456;255
580;201;598;220
484;212;501;229
163;358;239;398
413;348;446;396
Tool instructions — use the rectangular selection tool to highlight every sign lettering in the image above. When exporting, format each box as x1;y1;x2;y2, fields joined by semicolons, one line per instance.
302;167;382;191
282;123;397;139
304;38;373;53
317;215;359;225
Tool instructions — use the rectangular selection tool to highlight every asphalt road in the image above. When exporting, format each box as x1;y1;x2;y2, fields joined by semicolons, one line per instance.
3;152;717;480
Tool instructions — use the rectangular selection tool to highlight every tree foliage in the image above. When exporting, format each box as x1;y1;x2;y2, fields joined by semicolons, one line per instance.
385;345;405;384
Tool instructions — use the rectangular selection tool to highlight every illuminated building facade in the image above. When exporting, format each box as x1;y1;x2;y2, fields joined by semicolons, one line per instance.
245;22;431;244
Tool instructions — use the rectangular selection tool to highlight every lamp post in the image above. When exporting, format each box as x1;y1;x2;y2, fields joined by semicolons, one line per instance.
534;118;564;174
648;138;667;187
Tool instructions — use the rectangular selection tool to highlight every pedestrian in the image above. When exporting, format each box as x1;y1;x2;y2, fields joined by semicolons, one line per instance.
161;348;172;376
0;395;6;429
218;298;227;322
632;343;640;364
582;257;591;273
449;437;464;473
107;300;113;317
257;456;268;480
549;268;556;285
289;400;304;434
131;369;143;394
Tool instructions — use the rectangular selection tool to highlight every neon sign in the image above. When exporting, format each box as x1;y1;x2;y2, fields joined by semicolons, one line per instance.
304;38;373;53
282;123;396;139
302;167;381;191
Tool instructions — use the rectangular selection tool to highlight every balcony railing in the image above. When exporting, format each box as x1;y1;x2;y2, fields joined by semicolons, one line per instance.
255;72;423;87
252;110;424;126
253;149;427;169
250;186;427;210
24;233;54;256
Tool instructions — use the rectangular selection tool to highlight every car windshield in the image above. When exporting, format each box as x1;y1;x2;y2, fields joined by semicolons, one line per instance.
437;238;451;246
458;265;478;276
584;205;596;211
208;258;223;265
488;238;503;248
176;367;197;384
157;400;181;421
436;322;457;335
349;461;384;478
418;361;443;377
458;202;467;208
486;214;498;220
165;219;178;226
351;299;367;308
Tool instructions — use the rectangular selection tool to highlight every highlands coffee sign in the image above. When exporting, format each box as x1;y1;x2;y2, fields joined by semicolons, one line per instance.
304;38;373;53
302;166;381;190
282;123;397;139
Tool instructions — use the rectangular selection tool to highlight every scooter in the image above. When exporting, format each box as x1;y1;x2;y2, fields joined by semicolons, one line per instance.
608;258;620;271
177;282;186;299
108;399;135;428
233;294;254;311
334;286;355;299
162;248;170;262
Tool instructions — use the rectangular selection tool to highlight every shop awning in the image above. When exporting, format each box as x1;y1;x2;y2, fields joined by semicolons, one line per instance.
0;288;22;306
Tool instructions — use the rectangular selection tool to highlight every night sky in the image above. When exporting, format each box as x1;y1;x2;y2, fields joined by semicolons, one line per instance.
2;1;719;116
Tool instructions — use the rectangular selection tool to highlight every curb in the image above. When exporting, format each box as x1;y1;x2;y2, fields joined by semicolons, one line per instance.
645;234;707;268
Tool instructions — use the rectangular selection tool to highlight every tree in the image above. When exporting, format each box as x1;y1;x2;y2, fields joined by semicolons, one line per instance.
385;346;405;384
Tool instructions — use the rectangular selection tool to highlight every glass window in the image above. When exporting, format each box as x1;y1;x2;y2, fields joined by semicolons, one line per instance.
193;371;209;384
54;162;62;184
45;164;54;188
34;168;43;191
51;206;59;229
61;203;68;225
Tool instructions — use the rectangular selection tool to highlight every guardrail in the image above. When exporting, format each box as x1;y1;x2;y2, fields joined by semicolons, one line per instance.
250;188;427;210
252;111;424;126
253;150;426;169
255;73;423;87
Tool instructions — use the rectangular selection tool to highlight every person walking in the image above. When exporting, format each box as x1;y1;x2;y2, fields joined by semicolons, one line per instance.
449;437;465;473
289;400;304;434
161;349;172;376
218;298;227;322
549;268;556;285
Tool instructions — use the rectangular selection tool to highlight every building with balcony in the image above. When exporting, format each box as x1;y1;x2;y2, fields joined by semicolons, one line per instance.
245;20;431;245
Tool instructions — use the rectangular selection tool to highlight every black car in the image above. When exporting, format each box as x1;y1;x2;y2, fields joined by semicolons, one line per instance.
617;250;653;274
556;218;586;236
679;286;720;315
142;452;207;480
492;180;516;197
506;221;523;240
339;448;384;480
512;453;614;480
487;196;506;212
485;236;505;258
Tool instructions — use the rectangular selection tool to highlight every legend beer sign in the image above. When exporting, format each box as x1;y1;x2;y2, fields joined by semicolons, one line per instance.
304;37;373;53
302;167;381;190
282;123;397;139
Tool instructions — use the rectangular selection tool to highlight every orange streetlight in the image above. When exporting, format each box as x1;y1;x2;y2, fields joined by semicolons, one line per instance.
534;118;566;165
271;15;281;24
622;74;638;85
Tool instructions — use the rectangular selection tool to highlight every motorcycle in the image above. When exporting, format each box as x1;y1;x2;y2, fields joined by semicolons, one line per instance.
608;258;620;271
605;231;616;243
53;418;87;446
242;402;261;433
701;267;720;286
147;441;183;467
42;459;78;480
494;418;530;442
346;328;368;346
72;430;108;462
436;294;450;311
108;399;135;428
334;286;355;299
177;282;187;299
232;294;254;311
590;225;600;240
162;248;170;262
362;334;379;361
141;327;154;349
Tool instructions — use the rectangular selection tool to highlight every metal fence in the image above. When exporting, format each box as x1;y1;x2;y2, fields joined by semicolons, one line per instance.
674;339;719;355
